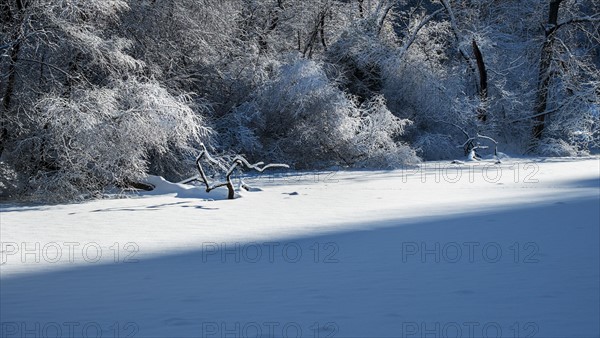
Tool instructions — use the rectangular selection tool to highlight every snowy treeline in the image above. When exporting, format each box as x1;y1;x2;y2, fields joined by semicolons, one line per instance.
1;0;598;200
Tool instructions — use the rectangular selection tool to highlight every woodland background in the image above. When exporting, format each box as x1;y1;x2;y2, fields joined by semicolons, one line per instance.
1;0;598;200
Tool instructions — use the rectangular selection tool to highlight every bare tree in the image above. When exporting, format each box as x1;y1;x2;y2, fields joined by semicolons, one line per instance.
532;0;600;139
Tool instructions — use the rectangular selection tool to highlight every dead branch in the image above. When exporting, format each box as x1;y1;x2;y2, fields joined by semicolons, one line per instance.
183;144;289;199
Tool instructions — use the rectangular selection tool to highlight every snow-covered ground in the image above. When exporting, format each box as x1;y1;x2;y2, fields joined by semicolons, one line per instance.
1;157;599;337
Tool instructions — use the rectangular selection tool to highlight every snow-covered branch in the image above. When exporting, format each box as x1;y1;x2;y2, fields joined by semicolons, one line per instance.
397;8;445;60
555;14;600;32
187;144;289;199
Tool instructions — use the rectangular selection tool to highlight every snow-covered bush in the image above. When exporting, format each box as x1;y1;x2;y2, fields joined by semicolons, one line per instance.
0;161;19;200
215;101;265;157
539;85;600;155
349;96;419;168
536;138;582;157
220;57;418;168
6;79;211;201
413;133;462;161
327;12;400;102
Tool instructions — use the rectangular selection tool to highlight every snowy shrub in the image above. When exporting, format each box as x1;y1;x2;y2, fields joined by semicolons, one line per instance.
215;101;265;157
348;96;419;168
7;79;211;201
327;14;399;101
414;133;462;161
226;57;419;168
536;138;581;157
0;161;19;200
541;96;600;154
257;58;357;166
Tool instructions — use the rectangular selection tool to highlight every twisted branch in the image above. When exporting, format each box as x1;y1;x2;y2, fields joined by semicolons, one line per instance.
180;144;289;199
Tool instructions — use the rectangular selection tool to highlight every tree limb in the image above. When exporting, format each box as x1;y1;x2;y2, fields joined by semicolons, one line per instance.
397;8;444;60
555;15;600;31
439;0;476;73
187;144;289;199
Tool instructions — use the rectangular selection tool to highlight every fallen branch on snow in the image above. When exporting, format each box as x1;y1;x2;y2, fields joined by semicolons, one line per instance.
179;144;289;199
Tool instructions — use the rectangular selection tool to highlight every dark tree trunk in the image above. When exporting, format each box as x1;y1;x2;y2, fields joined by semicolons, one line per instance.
319;13;327;50
258;0;283;53
472;39;488;122
533;0;562;139
1;41;21;155
358;0;364;18
1;0;26;157
303;9;328;58
439;0;477;81
225;177;235;200
377;3;393;35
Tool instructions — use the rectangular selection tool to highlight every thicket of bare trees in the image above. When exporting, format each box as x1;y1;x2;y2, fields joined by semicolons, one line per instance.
1;0;598;200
